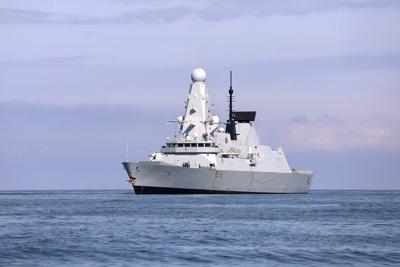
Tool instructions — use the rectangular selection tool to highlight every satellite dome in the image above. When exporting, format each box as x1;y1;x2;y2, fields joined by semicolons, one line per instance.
191;68;206;82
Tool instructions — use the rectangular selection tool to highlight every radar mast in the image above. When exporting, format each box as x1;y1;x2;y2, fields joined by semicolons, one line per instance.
226;71;237;140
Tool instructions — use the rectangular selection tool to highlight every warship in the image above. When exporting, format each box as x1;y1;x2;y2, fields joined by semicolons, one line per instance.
122;68;313;194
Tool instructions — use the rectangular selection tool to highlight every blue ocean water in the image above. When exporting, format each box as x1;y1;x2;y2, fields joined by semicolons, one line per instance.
0;190;399;266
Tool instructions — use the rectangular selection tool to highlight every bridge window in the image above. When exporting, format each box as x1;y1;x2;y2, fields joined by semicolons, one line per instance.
198;143;204;147
190;143;197;147
178;143;183;147
205;143;211;147
184;143;190;147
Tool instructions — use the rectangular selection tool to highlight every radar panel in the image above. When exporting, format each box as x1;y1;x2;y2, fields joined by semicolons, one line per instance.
232;111;256;122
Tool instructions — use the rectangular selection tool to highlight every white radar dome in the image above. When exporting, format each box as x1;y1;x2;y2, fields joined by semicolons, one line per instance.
191;68;207;82
211;115;220;125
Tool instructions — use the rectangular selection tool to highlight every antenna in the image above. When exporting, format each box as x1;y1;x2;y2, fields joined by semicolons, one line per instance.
230;71;232;88
126;140;129;162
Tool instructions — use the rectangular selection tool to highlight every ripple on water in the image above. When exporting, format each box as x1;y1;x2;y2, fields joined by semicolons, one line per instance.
0;190;399;266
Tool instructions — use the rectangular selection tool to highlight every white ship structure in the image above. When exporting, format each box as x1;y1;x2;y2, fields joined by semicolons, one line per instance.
123;68;313;194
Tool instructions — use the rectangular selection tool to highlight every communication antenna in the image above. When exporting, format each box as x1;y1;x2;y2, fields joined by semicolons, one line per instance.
126;140;129;161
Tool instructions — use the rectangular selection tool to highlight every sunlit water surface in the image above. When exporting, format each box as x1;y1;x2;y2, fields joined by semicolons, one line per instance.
1;190;399;266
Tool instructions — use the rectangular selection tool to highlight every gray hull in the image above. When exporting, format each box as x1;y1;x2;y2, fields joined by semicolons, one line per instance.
123;161;312;194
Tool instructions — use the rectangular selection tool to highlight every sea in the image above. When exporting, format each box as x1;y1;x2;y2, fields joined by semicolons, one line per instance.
0;190;399;266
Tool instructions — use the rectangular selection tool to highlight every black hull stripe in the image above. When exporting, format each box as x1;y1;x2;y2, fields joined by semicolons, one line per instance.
133;186;307;194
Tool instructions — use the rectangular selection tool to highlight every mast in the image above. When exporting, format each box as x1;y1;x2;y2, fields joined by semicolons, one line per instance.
226;71;237;140
229;71;233;122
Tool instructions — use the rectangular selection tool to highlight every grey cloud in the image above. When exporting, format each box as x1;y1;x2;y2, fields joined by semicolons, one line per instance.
0;56;87;67
290;115;345;124
0;102;169;154
0;6;192;24
0;8;68;24
318;114;346;123
1;0;400;24
224;54;400;79
290;115;310;124
2;54;399;106
0;101;176;189
289;149;400;189
194;0;400;21
283;115;400;151
1;102;399;189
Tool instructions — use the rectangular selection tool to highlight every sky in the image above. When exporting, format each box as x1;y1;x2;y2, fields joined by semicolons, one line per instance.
0;0;399;190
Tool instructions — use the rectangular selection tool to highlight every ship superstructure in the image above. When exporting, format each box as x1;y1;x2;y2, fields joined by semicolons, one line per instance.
122;68;313;194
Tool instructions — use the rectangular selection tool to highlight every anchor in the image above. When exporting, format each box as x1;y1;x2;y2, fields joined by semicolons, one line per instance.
127;177;137;185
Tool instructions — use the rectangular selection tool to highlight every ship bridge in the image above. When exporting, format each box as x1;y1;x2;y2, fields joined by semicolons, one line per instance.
161;141;219;154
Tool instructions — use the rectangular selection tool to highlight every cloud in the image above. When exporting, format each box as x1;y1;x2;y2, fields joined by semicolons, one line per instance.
0;8;54;24
281;115;400;151
1;0;399;24
0;102;171;156
4;7;400;67
0;1;399;189
0;101;180;189
289;149;400;189
1;102;399;189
